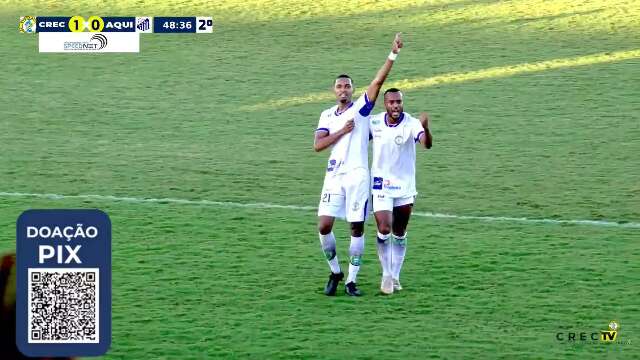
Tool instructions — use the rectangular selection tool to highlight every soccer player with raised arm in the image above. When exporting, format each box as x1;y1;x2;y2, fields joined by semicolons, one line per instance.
314;34;403;296
369;88;433;294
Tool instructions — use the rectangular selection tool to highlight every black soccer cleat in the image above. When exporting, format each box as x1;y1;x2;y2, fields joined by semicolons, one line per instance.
324;272;344;296
345;281;362;296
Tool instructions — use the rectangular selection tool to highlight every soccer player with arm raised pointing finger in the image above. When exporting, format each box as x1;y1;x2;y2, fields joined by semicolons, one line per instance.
314;33;403;296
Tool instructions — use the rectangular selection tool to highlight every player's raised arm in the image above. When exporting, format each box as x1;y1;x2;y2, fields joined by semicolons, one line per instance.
418;112;433;149
365;33;403;104
314;119;354;152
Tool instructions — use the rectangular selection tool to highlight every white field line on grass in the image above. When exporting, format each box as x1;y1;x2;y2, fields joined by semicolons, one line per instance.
1;191;639;229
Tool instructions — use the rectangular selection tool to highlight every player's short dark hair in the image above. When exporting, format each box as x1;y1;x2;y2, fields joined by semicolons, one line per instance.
384;88;402;96
335;74;352;83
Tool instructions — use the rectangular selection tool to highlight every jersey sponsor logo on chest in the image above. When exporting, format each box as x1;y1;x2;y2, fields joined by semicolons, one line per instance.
372;127;405;144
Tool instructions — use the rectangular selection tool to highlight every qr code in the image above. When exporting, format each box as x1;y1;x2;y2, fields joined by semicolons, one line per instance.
28;268;99;343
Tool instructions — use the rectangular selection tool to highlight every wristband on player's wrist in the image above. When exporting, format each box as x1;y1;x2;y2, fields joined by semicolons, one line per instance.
388;51;398;61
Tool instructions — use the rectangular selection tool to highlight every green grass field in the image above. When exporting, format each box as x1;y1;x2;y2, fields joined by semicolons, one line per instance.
1;0;639;358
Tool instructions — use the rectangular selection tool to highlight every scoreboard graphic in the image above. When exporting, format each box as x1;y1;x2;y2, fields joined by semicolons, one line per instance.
19;16;214;53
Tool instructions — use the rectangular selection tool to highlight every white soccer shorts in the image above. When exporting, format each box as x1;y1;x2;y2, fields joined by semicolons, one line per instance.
372;193;415;212
317;168;370;222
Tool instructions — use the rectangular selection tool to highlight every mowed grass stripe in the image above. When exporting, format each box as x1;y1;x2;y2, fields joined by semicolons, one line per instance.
242;49;640;110
2;191;638;229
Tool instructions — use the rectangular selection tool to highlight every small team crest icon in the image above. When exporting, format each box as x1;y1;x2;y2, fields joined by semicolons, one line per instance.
135;17;153;33
394;135;404;145
352;201;360;211
19;16;36;33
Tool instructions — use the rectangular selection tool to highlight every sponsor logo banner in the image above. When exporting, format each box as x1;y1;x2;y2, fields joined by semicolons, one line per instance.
39;32;139;53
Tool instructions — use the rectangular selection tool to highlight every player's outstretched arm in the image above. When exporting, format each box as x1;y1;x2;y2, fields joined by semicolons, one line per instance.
314;119;354;152
418;112;433;149
366;33;403;103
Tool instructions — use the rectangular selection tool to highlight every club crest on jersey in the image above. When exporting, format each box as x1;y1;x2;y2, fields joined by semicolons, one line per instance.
352;201;360;211
394;135;404;145
373;177;383;190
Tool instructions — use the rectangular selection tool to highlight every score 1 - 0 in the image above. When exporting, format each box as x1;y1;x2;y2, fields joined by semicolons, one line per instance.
68;15;105;32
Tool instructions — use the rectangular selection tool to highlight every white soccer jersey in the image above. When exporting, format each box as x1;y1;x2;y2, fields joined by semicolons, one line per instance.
369;112;425;197
316;93;375;178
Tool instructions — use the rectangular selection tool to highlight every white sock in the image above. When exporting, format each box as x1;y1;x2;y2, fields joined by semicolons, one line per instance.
319;232;341;274
376;232;391;277
391;233;407;280
347;235;364;283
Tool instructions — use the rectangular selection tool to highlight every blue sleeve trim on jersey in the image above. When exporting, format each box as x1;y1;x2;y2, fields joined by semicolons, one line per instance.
415;130;425;143
359;93;375;117
316;127;330;133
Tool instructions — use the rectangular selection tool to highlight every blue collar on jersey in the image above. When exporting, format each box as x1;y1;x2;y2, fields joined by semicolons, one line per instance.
334;101;354;116
384;112;405;127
